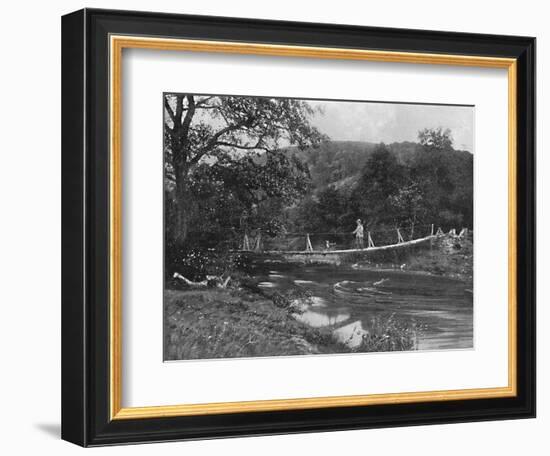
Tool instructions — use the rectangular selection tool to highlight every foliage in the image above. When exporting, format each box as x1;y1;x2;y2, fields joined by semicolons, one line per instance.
164;240;232;281
356;313;418;352
418;127;453;150
349;144;406;228
388;182;427;236
284;129;473;236
165;149;312;248
314;186;346;231
164;98;473;273
164;94;326;245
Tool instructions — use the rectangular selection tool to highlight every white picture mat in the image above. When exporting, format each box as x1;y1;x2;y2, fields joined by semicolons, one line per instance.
121;48;509;408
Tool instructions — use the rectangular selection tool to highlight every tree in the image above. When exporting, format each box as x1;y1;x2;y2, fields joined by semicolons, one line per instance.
190;150;312;238
316;186;344;231
164;94;324;244
351;144;405;228
411;127;458;226
416;127;455;191
388;182;427;238
418;127;453;150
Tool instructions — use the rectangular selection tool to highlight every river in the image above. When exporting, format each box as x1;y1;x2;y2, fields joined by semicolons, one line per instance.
253;264;473;351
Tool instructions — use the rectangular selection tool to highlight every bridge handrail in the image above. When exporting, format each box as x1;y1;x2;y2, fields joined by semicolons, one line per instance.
275;223;436;237
241;225;470;252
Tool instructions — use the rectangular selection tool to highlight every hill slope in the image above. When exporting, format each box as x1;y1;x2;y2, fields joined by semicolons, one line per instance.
287;140;473;195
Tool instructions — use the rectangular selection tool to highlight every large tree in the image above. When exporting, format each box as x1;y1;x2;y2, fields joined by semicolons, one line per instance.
413;127;461;226
415;127;454;192
164;94;324;244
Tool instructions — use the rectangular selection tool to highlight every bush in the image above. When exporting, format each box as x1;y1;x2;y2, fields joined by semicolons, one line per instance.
165;238;235;282
357;313;419;352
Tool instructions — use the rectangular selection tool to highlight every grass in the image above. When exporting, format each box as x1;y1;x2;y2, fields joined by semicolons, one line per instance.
358;313;420;352
165;288;320;360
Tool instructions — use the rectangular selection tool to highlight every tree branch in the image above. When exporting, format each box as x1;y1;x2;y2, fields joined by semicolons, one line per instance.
178;104;221;113
164;97;176;124
174;95;184;125
169;95;197;168
215;140;270;152
193;122;246;161
196;96;216;107
180;95;196;137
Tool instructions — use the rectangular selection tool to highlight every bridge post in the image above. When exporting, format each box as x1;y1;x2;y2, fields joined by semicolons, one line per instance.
253;232;262;252
305;233;313;252
431;223;434;236
397;228;404;243
242;233;250;251
367;232;375;248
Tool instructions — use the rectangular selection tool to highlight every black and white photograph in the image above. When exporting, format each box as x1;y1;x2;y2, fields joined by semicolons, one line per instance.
163;93;474;361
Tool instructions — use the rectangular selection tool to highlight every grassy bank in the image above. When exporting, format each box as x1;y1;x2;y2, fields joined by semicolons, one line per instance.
164;286;416;360
165;288;330;360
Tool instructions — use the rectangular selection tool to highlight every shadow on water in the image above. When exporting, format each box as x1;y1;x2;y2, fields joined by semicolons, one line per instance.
253;264;473;351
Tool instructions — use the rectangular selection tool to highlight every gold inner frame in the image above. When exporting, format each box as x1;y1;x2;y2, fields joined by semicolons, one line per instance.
109;35;518;420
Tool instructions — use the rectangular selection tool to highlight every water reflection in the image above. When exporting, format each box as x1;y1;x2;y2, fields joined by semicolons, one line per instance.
295;308;350;328
333;321;368;348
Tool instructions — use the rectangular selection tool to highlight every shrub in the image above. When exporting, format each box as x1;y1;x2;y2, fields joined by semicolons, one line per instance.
356;313;420;352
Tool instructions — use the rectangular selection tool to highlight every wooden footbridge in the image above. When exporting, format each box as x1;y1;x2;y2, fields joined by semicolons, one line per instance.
237;226;469;262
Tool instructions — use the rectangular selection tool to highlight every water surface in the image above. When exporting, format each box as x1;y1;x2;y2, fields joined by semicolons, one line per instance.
253;264;473;351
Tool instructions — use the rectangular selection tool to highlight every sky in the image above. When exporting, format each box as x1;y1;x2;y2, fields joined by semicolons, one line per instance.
308;100;474;152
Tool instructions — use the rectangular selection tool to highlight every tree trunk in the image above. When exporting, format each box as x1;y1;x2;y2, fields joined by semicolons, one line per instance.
173;162;196;246
168;94;198;246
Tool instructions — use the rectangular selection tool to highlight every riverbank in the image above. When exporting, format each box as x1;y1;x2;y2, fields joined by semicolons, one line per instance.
164;288;334;360
351;235;473;282
164;235;471;360
164;284;417;360
245;234;473;282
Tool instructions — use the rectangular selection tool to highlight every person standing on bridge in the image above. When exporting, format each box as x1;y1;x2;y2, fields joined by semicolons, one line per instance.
353;218;365;249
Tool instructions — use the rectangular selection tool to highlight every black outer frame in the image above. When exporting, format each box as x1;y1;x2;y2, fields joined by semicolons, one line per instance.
61;8;536;447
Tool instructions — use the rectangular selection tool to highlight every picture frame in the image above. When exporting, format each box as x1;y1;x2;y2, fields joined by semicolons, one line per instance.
61;8;535;447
